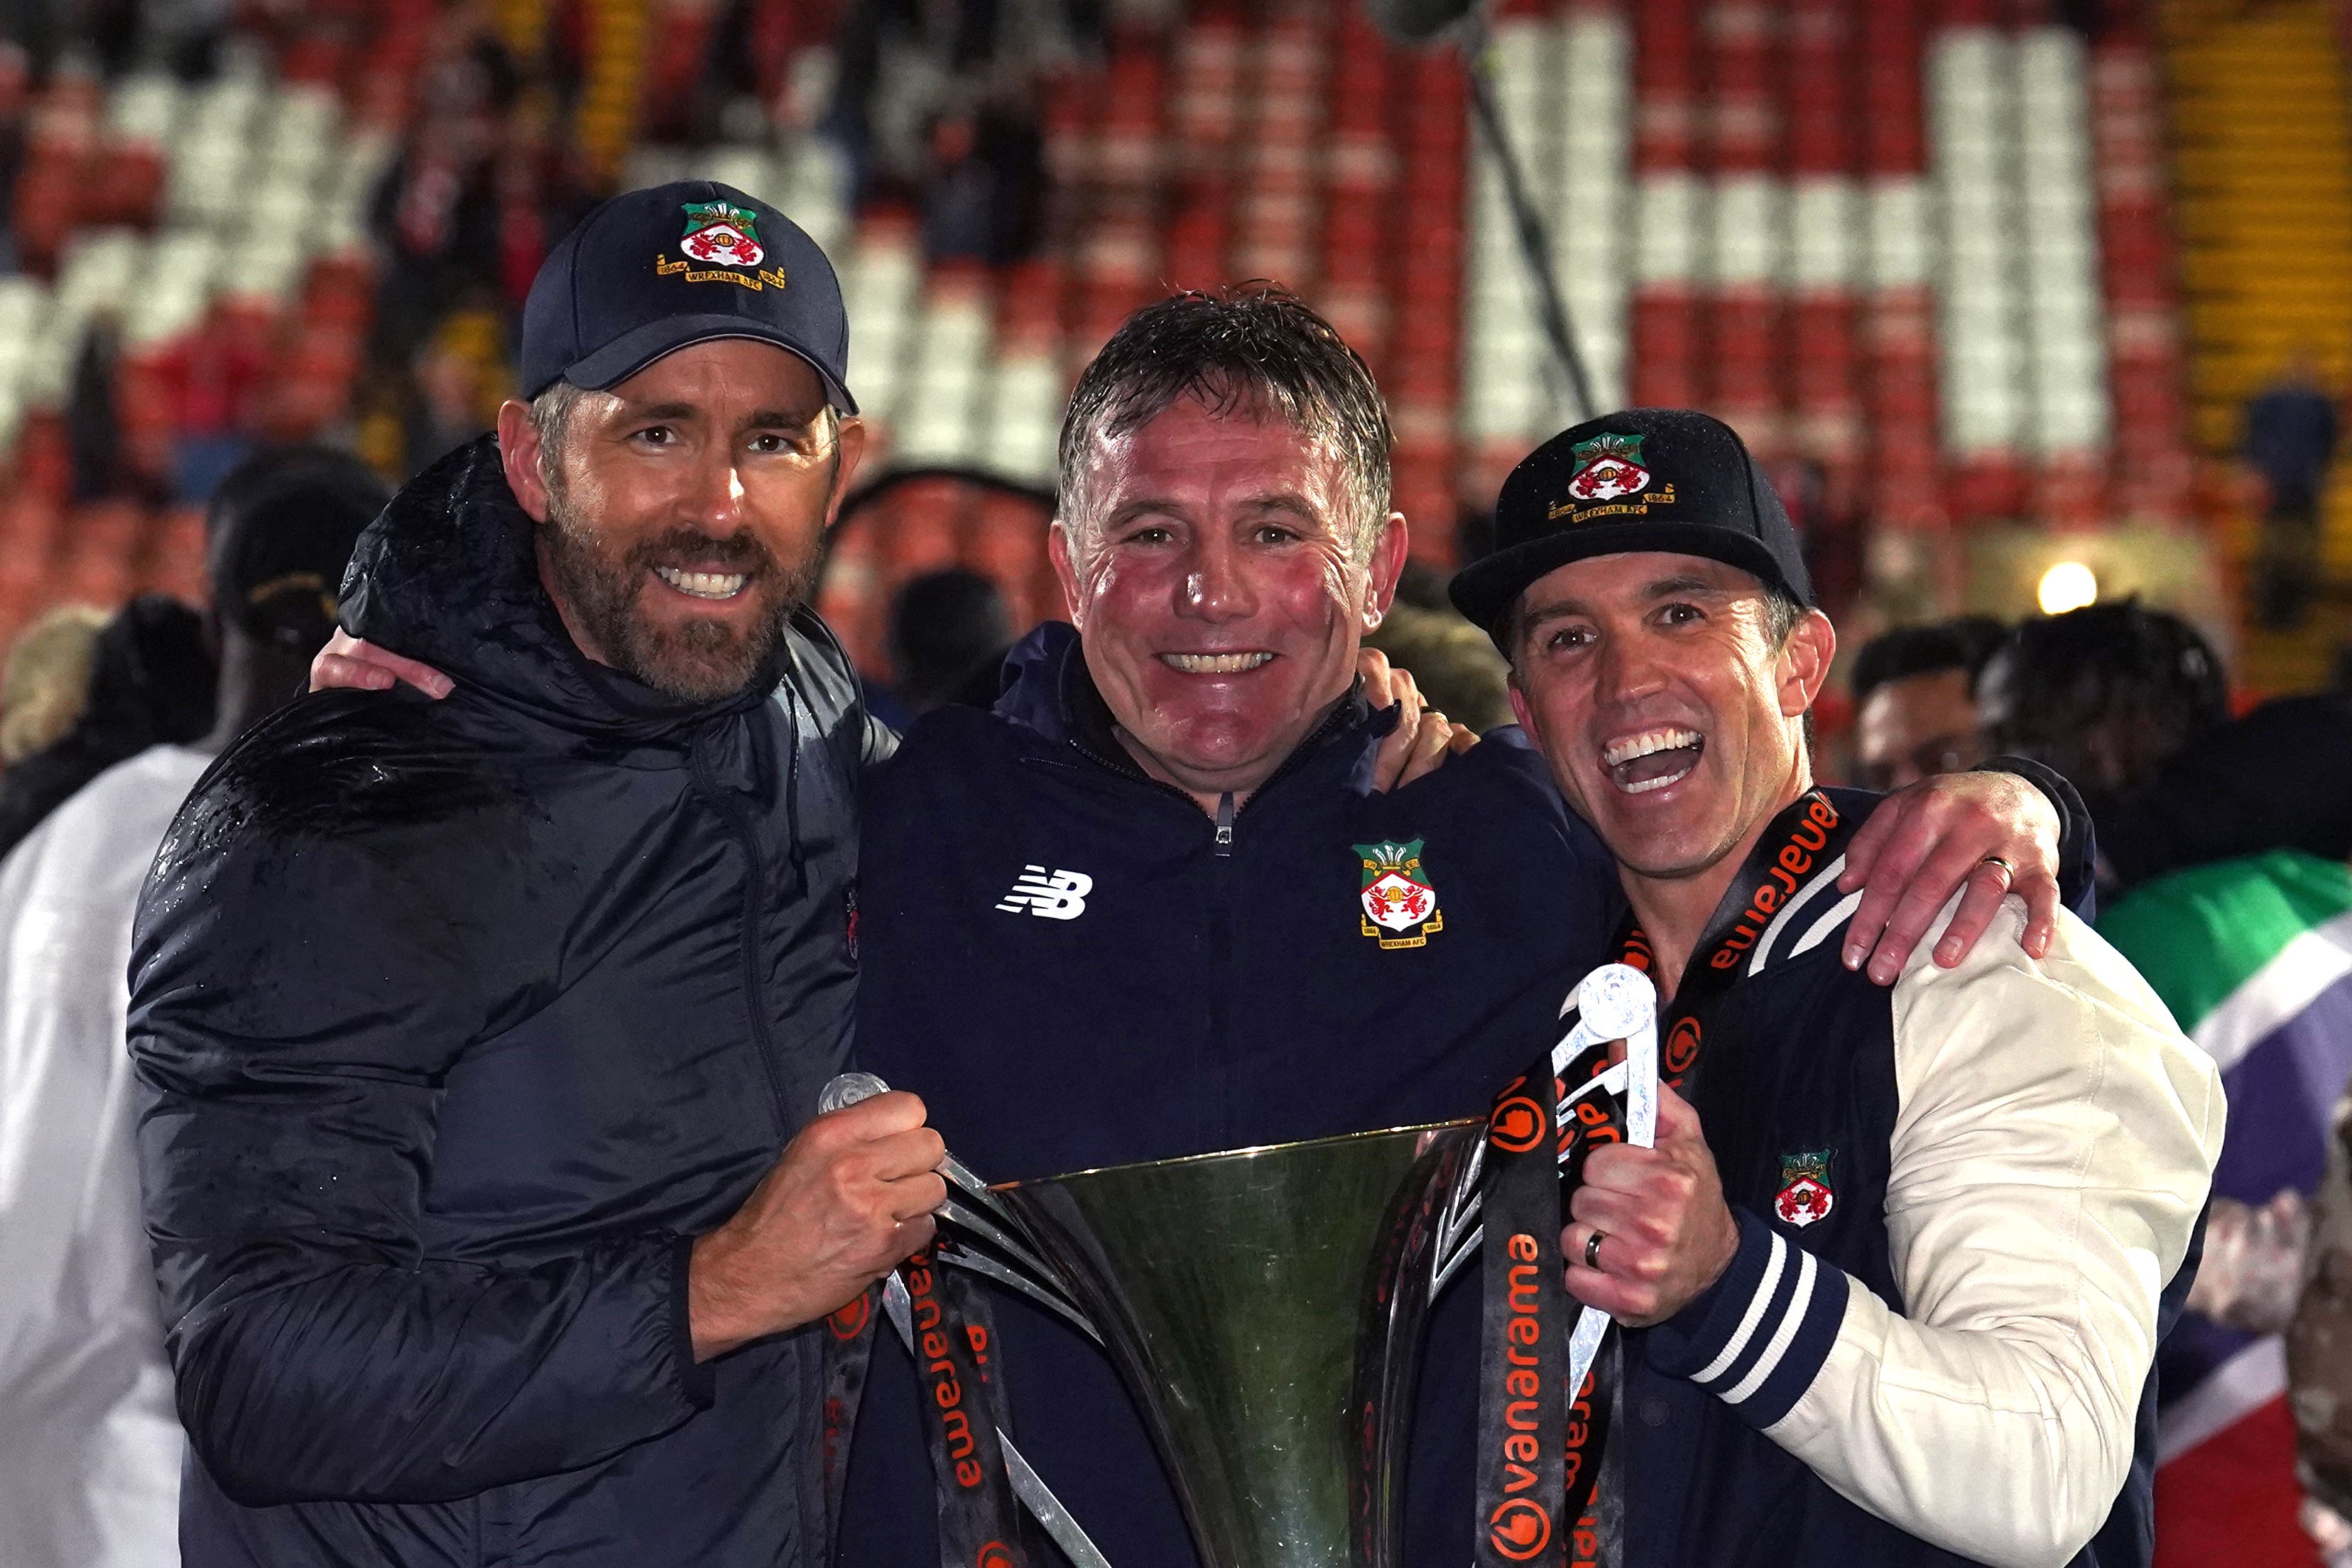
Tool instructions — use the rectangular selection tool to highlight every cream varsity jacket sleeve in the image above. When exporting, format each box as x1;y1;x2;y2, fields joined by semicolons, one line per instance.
1655;898;2223;1568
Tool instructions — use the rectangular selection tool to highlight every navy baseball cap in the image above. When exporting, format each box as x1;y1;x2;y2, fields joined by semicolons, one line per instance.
519;180;855;412
1449;408;1814;646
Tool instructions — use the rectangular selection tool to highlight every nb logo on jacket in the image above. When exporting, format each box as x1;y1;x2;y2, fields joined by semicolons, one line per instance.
996;866;1092;920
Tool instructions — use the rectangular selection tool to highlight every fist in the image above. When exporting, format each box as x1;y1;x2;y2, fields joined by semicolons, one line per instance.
1561;1083;1738;1328
688;1090;947;1359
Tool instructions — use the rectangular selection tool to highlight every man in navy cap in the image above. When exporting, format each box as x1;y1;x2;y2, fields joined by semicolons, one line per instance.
1449;410;2222;1567
127;183;951;1568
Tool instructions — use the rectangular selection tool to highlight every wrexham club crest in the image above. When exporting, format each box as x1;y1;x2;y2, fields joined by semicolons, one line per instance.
1564;431;1651;502
680;200;765;268
1356;839;1442;950
1774;1149;1836;1228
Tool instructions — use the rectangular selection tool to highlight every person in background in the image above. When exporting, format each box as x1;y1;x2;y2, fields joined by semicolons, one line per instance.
1978;599;2352;896
883;565;1013;721
2290;1103;2352;1567
2243;352;2339;630
0;601;108;764
1983;599;2351;1567
0;446;388;1568
0;592;215;861
1848;614;2006;791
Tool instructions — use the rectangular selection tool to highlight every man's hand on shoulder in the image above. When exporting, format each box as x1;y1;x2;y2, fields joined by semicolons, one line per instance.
687;1090;946;1361
1359;647;1476;792
312;630;454;699
1561;1083;1738;1328
1838;769;2061;984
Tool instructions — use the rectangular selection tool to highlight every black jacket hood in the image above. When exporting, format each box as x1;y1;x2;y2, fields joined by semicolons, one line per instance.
337;434;780;746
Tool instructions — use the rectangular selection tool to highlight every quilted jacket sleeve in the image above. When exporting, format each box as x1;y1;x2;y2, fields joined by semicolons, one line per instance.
129;813;713;1508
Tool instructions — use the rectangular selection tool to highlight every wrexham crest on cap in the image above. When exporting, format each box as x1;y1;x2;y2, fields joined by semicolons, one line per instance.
1356;839;1442;949
1564;432;1652;503
1773;1148;1835;1228
680;200;765;268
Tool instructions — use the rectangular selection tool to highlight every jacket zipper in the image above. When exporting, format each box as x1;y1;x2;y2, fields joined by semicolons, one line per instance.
690;729;793;1134
1065;698;1356;1145
1065;695;1357;851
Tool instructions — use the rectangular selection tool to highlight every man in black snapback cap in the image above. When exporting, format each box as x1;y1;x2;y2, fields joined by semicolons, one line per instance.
1452;407;1814;642
130;183;942;1568
1455;407;2074;977
1444;411;2218;1567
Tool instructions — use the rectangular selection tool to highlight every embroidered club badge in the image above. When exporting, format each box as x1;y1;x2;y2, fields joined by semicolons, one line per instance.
1356;839;1442;949
680;200;766;268
1563;432;1651;503
1774;1148;1835;1228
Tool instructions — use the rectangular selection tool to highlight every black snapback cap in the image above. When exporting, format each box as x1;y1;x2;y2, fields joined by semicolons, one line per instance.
520;180;855;411
1449;408;1813;646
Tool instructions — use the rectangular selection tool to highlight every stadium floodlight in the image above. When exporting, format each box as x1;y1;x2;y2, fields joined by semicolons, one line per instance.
1364;0;1596;423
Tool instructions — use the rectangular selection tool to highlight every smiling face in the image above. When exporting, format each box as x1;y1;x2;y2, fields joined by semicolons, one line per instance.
1050;394;1405;802
1506;551;1834;888
498;339;866;702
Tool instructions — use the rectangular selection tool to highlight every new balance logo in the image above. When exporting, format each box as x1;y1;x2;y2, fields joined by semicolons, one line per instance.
996;866;1092;920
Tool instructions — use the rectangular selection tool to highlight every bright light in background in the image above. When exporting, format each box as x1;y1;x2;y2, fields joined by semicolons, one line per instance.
2038;561;2099;615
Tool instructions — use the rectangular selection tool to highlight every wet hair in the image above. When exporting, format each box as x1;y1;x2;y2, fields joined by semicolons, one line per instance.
1057;284;1392;560
1851;615;2008;706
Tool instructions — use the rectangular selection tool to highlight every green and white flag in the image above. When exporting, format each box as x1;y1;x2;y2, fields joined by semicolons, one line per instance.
2099;849;2352;1463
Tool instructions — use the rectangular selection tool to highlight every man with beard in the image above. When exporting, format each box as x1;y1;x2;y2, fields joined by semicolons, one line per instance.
126;185;952;1568
1445;410;2220;1566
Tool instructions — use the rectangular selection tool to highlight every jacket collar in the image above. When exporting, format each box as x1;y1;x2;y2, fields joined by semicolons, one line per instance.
337;435;783;746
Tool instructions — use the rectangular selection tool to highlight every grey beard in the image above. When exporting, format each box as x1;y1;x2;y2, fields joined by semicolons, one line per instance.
537;491;818;703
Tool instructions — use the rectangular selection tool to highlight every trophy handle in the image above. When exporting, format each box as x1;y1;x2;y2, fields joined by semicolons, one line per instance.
818;1072;1099;1334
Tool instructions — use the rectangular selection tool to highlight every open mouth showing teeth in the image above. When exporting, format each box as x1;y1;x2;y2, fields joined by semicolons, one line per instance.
654;566;749;601
1601;726;1704;795
1160;652;1274;675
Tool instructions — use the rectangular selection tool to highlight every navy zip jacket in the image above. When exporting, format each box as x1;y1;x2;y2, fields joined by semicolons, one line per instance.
837;626;2097;1567
129;436;888;1567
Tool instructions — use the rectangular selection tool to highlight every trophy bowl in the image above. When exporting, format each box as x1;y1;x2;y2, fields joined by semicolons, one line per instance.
992;1118;1484;1568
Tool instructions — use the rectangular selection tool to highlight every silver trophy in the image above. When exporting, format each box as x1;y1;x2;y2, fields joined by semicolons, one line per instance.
829;962;1658;1568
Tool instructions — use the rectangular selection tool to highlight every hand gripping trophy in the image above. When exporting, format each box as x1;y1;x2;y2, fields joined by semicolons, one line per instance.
821;962;1659;1568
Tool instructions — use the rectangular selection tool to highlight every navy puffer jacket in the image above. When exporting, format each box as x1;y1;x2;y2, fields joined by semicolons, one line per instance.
130;435;887;1567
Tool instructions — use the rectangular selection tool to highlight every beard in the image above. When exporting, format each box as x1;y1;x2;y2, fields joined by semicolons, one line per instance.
537;492;821;702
